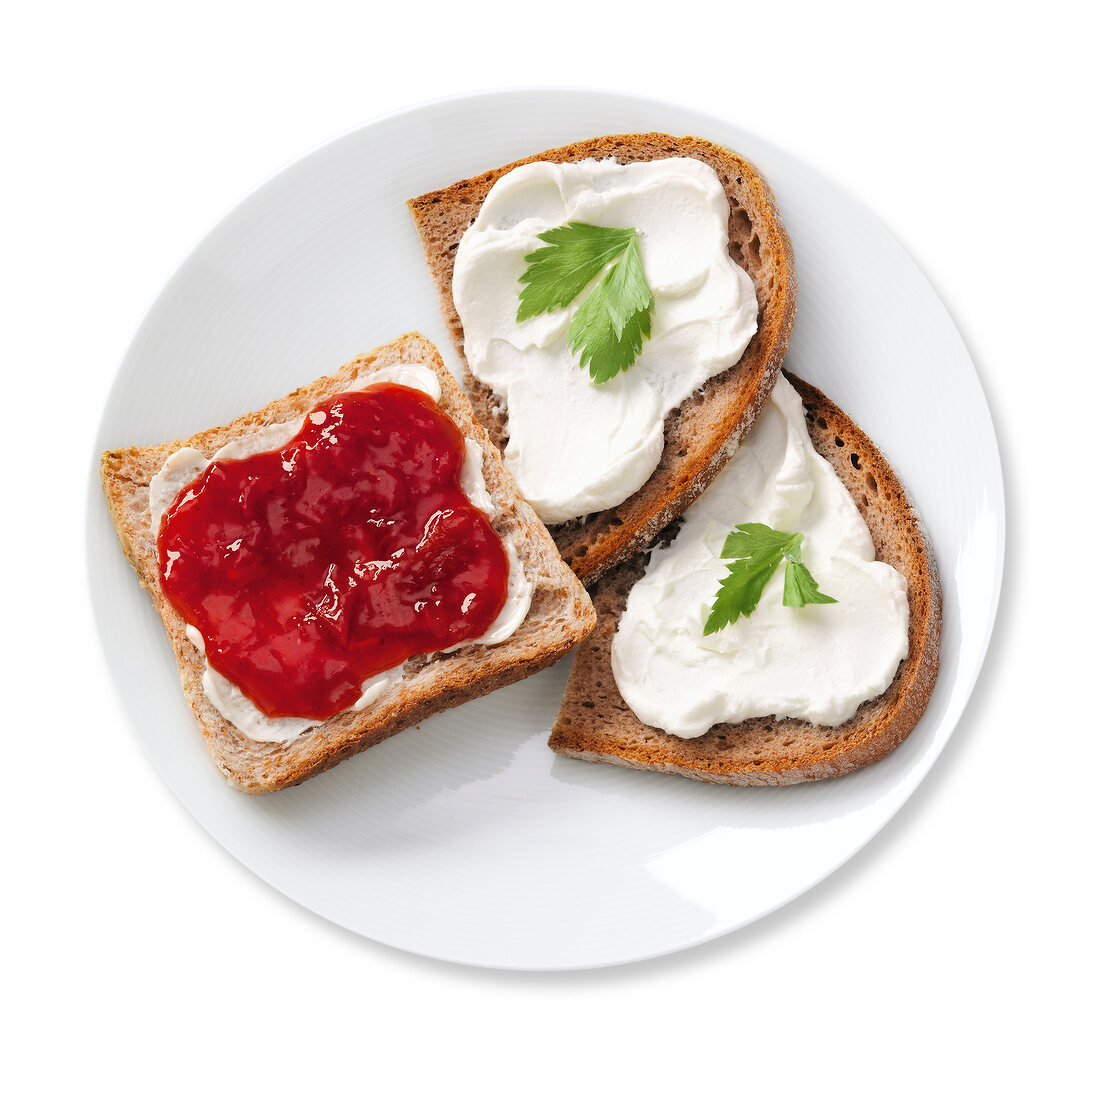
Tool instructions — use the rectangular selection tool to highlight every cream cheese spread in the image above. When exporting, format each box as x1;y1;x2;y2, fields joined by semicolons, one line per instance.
451;157;759;524
150;363;533;742
611;375;909;736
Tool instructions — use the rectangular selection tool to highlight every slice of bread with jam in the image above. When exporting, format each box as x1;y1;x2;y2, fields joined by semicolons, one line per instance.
101;332;595;793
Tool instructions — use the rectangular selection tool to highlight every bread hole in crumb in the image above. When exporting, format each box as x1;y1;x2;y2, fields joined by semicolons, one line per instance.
865;473;878;495
834;436;844;447
581;701;594;709
850;453;860;469
816;417;827;430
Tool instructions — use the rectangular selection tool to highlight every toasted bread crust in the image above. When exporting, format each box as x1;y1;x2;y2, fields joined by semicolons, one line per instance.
548;372;941;784
101;333;595;793
408;133;797;583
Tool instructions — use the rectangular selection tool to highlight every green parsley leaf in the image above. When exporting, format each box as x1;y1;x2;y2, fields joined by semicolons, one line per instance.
703;523;837;635
516;222;654;383
781;536;839;609
517;223;638;320
783;559;838;608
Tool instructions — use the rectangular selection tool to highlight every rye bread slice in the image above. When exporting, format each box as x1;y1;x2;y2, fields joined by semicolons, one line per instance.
101;332;595;793
549;373;941;785
407;133;796;584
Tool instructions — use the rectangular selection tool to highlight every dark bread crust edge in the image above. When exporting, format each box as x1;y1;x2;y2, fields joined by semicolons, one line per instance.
407;133;797;583
548;372;942;785
101;333;596;793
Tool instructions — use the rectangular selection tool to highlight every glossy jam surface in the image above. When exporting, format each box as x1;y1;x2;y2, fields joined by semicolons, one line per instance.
157;384;509;719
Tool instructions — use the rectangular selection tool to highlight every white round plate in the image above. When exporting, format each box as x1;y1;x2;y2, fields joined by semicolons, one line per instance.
88;89;1003;970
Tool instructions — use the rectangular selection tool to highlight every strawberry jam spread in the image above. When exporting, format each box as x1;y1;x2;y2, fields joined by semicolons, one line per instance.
157;383;509;721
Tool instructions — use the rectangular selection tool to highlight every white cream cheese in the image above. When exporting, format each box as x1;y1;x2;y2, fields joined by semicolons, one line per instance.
452;157;759;524
611;375;909;736
150;363;533;742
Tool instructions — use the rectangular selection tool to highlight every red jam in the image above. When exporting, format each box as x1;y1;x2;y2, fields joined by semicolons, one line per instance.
157;383;509;720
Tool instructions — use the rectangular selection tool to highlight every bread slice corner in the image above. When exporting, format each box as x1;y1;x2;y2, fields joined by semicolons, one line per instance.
549;372;941;784
101;332;596;793
407;133;797;584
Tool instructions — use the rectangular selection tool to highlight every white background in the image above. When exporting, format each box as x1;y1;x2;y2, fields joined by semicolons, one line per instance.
3;2;1092;1096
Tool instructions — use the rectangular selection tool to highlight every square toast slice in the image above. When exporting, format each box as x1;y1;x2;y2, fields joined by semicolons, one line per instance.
101;332;595;792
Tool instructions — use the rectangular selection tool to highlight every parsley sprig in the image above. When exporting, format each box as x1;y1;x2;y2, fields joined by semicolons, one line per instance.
517;222;654;384
704;523;837;636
